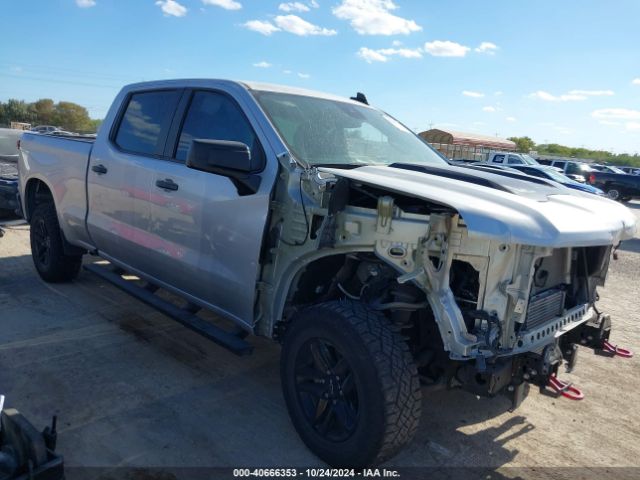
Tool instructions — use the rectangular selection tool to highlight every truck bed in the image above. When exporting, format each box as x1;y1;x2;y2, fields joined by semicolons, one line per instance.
19;132;95;243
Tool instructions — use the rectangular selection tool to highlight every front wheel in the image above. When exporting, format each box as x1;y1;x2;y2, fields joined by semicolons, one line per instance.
30;202;82;282
280;301;422;467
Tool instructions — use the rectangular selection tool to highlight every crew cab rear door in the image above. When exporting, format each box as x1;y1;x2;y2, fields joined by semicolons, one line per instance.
86;88;184;270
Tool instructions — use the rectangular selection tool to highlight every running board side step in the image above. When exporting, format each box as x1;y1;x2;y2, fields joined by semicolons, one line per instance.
84;263;253;356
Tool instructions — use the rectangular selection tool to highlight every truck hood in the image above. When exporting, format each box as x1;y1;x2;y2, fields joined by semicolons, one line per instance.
320;164;637;247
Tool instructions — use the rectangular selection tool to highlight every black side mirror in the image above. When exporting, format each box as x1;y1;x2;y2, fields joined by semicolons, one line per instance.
186;139;262;195
186;139;258;173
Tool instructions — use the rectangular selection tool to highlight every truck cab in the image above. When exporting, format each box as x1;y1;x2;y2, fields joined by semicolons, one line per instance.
485;151;540;166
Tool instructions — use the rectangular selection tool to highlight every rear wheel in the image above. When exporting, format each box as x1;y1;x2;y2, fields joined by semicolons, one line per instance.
280;301;421;467
605;187;621;201
30;203;82;282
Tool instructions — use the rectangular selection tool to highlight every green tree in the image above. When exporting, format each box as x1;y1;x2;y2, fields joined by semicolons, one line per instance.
0;99;36;125
33;98;56;126
507;136;536;153
52;101;92;131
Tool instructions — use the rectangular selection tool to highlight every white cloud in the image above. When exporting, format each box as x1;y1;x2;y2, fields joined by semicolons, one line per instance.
391;40;402;47
529;90;587;102
482;106;496;112
156;0;187;17
357;46;421;63
506;116;517;122
253;61;272;68
591;108;640;120
494;91;503;96
358;47;389;63
298;72;311;78
244;20;280;35
202;0;241;9
424;40;470;57
283;70;293;74
279;2;310;12
274;15;337;36
568;89;614;96
626;122;640;131
632;78;640;85
333;0;421;36
309;0;320;7
462;90;484;98
475;42;498;54
598;120;621;126
76;0;96;7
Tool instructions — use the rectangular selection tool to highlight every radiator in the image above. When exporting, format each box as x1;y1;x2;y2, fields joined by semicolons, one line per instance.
525;288;565;330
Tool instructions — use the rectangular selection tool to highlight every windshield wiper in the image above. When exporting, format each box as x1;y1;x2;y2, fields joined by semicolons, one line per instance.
314;163;369;169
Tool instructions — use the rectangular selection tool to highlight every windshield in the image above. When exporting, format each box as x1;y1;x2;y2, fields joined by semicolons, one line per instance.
520;154;539;165
253;91;447;167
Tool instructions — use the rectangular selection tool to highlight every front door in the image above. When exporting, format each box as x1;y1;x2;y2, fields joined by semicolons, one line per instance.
142;89;272;327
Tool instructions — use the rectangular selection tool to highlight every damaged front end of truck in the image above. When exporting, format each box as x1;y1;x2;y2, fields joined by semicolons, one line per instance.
258;158;636;407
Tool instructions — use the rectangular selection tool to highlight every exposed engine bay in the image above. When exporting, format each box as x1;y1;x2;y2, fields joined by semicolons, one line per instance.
258;163;619;402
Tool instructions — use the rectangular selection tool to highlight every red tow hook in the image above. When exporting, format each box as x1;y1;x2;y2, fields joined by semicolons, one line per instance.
548;374;584;401
602;340;634;358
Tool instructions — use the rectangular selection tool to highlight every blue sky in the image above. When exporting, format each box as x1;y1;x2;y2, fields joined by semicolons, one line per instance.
1;0;639;152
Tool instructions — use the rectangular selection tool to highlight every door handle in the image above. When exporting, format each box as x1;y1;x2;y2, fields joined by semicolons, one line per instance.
156;179;179;191
91;164;108;175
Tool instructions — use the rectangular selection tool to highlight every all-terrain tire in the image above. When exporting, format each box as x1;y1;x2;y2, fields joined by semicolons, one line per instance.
280;300;422;467
30;202;82;282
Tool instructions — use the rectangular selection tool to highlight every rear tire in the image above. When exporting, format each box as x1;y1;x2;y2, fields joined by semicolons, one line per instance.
280;301;421;467
30;203;82;282
605;187;621;201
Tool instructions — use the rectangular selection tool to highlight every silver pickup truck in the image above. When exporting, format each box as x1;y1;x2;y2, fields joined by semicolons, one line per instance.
18;80;636;467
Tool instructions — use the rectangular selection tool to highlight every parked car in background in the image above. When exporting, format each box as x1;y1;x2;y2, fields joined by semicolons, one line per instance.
618;166;640;175
483;164;604;196
0;128;21;216
591;164;628;174
0;128;22;163
486;152;546;167
30;125;61;134
47;130;79;136
588;169;640;201
539;159;593;182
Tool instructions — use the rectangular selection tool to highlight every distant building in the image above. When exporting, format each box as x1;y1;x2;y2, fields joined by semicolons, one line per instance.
10;122;31;131
419;128;516;161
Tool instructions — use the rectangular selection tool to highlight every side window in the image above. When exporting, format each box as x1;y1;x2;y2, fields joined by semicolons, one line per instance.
508;155;522;164
175;91;264;166
114;90;181;156
566;163;579;174
493;154;505;163
525;168;544;178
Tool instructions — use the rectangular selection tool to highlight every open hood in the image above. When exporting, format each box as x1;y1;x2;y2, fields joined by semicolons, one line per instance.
319;164;637;247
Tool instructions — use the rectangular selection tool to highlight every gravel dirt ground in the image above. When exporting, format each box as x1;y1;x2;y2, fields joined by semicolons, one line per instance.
0;204;639;479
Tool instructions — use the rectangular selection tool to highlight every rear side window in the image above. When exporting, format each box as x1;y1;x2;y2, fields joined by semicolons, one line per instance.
492;154;505;163
114;90;181;156
175;91;264;166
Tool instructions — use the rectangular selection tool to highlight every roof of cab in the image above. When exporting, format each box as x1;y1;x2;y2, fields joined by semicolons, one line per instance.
120;78;365;106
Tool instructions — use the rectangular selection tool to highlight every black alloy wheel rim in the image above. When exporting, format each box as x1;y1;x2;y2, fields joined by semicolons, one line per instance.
33;218;51;267
294;338;359;442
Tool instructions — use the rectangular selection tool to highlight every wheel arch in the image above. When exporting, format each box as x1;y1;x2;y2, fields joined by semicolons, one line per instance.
24;177;55;222
266;248;377;336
